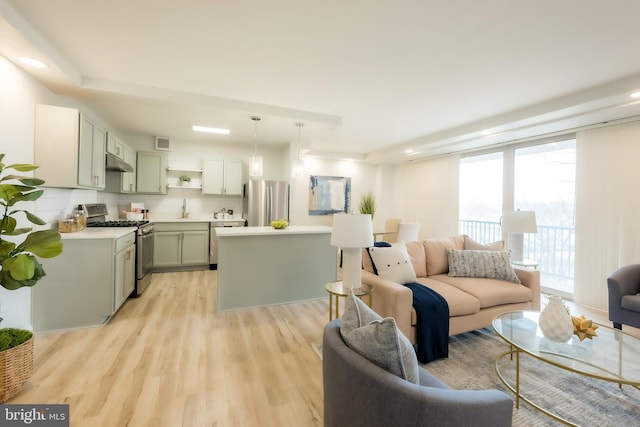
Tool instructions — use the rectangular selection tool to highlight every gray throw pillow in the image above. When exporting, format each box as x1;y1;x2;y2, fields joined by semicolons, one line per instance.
447;249;521;283
340;292;419;384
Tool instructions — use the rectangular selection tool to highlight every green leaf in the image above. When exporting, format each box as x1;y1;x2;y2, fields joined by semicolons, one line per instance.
16;228;63;258
0;240;16;257
0;175;44;186
4;254;35;280
0;216;17;234
7;189;43;205
3;227;31;236
24;211;47;226
4;164;38;173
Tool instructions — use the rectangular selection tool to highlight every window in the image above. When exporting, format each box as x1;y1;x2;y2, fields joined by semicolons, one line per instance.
514;140;576;295
459;138;576;296
459;152;503;242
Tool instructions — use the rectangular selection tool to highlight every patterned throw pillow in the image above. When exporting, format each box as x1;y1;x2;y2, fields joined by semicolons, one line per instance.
446;249;521;283
368;241;417;284
340;292;419;384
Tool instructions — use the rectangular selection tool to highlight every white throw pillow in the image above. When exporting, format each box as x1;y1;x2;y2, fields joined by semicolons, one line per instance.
340;292;419;384
368;241;417;284
447;249;521;283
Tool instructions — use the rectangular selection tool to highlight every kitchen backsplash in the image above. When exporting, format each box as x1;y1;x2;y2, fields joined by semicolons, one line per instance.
35;187;244;224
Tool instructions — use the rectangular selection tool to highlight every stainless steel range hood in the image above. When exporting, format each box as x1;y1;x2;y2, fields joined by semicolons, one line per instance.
105;152;134;172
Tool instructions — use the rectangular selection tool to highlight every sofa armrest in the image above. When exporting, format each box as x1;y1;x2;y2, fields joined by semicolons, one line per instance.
514;267;541;311
361;270;414;340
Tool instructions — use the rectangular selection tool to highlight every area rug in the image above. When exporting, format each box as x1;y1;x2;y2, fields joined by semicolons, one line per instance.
424;328;640;426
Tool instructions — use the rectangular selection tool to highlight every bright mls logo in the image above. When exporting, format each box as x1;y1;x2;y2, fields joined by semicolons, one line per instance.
0;405;69;426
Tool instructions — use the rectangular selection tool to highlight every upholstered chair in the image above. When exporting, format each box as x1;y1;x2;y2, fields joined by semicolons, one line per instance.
322;320;513;427
607;264;640;329
396;222;421;242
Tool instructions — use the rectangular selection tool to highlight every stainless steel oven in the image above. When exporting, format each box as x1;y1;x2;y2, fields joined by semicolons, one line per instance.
135;223;154;295
84;203;154;296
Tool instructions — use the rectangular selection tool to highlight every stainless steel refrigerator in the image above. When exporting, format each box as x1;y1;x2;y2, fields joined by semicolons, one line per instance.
243;180;290;226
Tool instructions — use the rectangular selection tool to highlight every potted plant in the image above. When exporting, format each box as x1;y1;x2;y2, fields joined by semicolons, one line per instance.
359;192;376;219
179;175;191;186
0;153;63;402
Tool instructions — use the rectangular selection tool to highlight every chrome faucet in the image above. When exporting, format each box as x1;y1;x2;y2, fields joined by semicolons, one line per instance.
182;198;190;218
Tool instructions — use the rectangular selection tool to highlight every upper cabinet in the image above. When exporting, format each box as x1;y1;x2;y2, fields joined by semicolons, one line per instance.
106;133;125;159
137;151;167;194
202;158;243;196
35;104;106;190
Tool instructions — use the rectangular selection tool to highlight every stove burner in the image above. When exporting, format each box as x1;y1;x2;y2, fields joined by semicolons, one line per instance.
88;220;150;227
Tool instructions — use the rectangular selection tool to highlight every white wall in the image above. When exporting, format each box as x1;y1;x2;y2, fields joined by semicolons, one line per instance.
390;156;460;240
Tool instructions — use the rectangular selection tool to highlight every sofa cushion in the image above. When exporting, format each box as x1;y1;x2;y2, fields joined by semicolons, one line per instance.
463;235;505;251
368;241;417;284
447;249;521;284
362;241;392;274
416;277;482;317
435;275;534;309
405;240;427;277
340;292;419;384
423;235;465;276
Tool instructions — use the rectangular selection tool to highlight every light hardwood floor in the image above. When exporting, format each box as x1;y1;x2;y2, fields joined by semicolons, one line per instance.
13;271;329;426
11;272;638;426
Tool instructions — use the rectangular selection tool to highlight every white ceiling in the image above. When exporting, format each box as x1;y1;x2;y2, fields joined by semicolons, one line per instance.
2;0;640;163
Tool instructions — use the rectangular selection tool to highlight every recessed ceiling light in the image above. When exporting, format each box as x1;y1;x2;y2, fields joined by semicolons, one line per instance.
631;92;640;99
192;125;230;135
19;57;47;68
480;130;494;136
404;149;414;154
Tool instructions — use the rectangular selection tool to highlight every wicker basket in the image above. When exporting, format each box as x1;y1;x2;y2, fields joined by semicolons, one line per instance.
0;335;34;403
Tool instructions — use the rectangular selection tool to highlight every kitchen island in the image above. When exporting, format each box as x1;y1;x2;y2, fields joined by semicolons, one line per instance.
215;225;337;311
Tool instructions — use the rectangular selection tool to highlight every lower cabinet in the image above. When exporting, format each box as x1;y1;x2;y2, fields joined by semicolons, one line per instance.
153;222;209;270
32;231;136;332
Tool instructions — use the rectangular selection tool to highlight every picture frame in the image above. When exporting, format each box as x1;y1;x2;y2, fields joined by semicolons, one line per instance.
309;175;351;215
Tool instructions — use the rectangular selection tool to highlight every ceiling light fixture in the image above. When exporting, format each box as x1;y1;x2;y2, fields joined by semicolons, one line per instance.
292;122;305;179
19;57;47;68
192;125;230;135
249;116;263;177
631;92;640;99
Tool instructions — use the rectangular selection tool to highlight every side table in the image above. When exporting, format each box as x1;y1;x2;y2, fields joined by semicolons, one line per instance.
325;281;373;321
511;259;538;269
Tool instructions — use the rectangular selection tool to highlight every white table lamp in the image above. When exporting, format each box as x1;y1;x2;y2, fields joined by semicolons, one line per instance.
331;213;374;290
502;210;537;262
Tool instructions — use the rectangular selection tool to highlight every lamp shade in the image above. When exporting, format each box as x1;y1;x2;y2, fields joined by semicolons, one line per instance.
331;214;374;248
502;210;537;233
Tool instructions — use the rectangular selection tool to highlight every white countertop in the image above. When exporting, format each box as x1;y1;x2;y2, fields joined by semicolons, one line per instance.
215;225;331;237
149;215;245;223
59;227;137;240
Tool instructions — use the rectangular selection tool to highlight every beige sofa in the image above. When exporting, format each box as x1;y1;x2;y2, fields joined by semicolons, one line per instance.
361;235;541;344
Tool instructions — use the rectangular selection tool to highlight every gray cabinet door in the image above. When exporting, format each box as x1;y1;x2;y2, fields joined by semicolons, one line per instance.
181;231;210;265
137;151;167;194
153;231;181;266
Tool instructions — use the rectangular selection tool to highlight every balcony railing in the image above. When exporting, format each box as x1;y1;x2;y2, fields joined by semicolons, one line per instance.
459;219;575;291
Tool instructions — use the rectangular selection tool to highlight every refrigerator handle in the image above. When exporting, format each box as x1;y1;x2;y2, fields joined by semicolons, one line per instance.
266;185;272;223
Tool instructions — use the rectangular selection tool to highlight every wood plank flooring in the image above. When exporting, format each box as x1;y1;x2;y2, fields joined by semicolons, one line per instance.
10;271;638;426
12;271;329;426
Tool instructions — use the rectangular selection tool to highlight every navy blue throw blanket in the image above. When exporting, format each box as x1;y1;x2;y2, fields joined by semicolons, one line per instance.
404;283;449;363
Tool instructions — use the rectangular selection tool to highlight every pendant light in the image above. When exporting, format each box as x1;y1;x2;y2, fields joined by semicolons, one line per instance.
292;122;305;179
249;116;263;177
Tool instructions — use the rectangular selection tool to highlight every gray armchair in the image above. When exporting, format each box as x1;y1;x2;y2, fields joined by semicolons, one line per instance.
607;264;640;329
322;319;513;427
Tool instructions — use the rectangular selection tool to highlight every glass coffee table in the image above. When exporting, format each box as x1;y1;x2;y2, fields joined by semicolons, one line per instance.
492;310;640;426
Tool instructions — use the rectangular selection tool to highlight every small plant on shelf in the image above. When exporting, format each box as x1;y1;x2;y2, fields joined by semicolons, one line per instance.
179;175;191;186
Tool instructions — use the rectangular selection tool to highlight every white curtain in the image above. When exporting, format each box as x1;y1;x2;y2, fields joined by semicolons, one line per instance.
575;121;640;311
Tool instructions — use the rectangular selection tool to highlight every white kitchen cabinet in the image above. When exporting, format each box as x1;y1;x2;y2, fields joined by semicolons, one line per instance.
114;233;136;311
35;104;106;190
202;158;243;196
32;231;136;332
153;222;209;270
107;133;125;159
137;151;167;194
